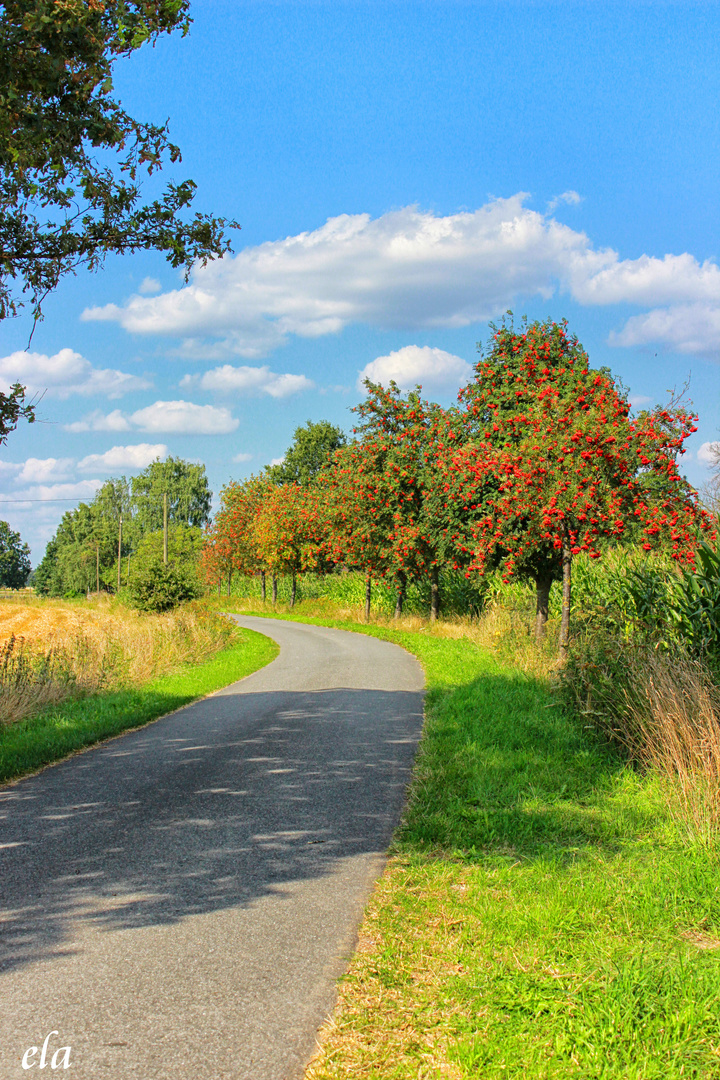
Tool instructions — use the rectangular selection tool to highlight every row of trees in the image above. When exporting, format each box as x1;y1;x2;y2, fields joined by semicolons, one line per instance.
203;317;711;652
35;457;211;601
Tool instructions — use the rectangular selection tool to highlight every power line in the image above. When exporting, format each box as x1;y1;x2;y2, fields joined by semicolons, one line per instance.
0;497;94;504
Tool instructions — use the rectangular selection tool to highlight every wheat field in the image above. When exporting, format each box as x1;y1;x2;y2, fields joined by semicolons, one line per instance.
0;596;233;725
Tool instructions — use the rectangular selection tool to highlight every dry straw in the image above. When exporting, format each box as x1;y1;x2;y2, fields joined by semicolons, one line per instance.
0;597;232;726
621;652;720;849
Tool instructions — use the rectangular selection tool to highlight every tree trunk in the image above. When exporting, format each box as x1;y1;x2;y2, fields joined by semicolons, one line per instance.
217;578;221;597
534;574;553;643
430;565;440;622
394;570;406;619
272;573;278;604
559;536;572;658
260;570;266;602
364;573;372;622
290;572;297;608
227;572;232;598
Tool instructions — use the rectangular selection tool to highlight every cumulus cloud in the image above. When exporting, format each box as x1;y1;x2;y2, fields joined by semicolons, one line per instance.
232;452;253;463
65;400;238;436
698;441;720;466
181;364;314;398
15;457;75;484
358;345;473;393
80;195;720;359
609;303;720;356
77;444;168;472
0;348;152;399
65;409;131;433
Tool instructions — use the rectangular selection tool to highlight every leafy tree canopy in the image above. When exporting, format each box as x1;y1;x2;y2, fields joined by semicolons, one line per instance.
0;519;31;588
0;0;238;326
131;456;212;533
266;420;346;486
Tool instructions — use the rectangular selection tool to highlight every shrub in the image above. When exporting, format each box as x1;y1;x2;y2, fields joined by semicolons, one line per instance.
126;559;202;612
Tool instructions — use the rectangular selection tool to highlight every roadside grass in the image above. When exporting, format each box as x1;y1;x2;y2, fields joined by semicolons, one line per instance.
0;625;277;785
228;606;720;1079
0;597;246;724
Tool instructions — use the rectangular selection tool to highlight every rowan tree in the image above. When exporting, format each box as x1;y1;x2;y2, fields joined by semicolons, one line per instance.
454;316;710;652
253;482;321;607
325;381;449;619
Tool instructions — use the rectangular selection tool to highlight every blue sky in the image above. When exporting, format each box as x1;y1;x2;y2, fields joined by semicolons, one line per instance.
2;0;720;560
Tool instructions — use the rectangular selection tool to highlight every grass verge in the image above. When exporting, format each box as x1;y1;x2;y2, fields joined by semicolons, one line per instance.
230;608;720;1079
0;625;277;785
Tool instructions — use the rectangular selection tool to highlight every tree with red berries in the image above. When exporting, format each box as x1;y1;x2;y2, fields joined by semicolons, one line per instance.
451;316;709;652
324;381;449;620
253;481;322;607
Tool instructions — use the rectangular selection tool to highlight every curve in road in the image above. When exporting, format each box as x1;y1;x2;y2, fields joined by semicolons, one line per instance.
0;616;424;1080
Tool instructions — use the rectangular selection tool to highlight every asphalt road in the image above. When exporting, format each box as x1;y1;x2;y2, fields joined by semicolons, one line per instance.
0;616;424;1080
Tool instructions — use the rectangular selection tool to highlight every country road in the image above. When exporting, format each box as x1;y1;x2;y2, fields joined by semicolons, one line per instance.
0;616;424;1080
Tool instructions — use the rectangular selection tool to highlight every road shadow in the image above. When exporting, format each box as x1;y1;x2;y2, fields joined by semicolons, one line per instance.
0;687;424;975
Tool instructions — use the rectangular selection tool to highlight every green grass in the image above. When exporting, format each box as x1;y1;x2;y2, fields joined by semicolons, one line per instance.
0;626;277;785
223;609;720;1079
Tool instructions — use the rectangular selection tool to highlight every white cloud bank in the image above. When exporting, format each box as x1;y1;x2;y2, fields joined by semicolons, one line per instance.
0;348;152;399
181;364;314;398
65;400;238;435
77;444;168;472
358;345;473;393
81;194;720;359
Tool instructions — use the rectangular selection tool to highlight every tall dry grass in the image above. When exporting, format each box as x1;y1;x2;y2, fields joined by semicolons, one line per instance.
0;598;234;725
563;640;720;849
622;653;720;848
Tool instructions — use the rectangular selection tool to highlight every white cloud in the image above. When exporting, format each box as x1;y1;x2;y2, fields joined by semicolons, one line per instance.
77;444;168;472
698;441;720;466
66;400;238;436
547;190;583;213
139;277;161;295
181;364;314;398
232;452;253;463
11;480;103;504
130;400;238;434
0;348;152;399
269;457;284;467
609;303;720;356
16;457;75;484
358;345;473;393
80;196;592;351
80;196;720;360
64;409;131;433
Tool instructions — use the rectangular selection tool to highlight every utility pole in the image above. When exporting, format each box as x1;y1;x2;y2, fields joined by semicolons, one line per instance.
117;516;122;592
96;543;99;594
163;493;168;565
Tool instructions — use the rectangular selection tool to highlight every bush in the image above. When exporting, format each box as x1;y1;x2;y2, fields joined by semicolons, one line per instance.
125;560;202;613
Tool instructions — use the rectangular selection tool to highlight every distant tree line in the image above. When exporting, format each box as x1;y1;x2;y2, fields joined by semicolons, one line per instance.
34;457;211;602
